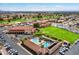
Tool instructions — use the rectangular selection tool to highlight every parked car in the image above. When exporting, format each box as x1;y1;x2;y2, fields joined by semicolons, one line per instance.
0;39;6;43
4;43;12;51
0;36;4;39
8;48;18;55
75;40;79;44
59;46;69;55
4;43;10;47
59;51;65;55
8;50;12;54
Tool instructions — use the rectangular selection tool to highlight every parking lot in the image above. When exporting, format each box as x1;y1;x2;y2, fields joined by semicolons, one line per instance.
0;30;31;55
65;43;79;55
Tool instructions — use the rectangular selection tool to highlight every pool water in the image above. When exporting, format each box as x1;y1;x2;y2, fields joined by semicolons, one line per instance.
31;38;53;48
43;41;53;48
31;38;40;44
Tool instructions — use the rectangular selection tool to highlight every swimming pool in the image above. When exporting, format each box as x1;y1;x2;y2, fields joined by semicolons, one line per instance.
31;38;40;44
31;38;53;48
43;41;53;48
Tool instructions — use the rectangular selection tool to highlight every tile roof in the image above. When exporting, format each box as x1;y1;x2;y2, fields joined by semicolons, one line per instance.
23;40;48;55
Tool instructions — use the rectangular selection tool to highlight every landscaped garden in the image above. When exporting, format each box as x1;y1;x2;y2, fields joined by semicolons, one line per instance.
35;26;79;44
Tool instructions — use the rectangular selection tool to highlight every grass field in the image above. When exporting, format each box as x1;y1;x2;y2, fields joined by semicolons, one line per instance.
37;26;79;44
0;18;39;24
0;15;60;24
0;19;26;24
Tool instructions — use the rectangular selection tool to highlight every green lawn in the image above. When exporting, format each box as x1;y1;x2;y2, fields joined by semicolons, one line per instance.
0;19;25;24
37;26;79;44
0;18;39;24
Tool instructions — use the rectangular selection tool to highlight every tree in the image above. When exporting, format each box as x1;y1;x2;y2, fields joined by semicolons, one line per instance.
6;15;10;18
8;19;11;23
33;23;40;28
41;45;44;48
37;13;42;20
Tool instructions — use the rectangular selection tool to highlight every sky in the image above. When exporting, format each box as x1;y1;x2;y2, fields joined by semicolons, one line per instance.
0;3;79;11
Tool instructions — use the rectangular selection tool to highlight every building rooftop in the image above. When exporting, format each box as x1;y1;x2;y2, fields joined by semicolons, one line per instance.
23;40;48;55
9;26;36;32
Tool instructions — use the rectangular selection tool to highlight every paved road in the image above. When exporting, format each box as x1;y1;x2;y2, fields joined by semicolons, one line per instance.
65;43;79;55
0;30;30;55
56;43;79;55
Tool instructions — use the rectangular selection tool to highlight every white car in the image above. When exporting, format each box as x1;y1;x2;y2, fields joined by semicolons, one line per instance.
9;49;18;55
59;51;65;55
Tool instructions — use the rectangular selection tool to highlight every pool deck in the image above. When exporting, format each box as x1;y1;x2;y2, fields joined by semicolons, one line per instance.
22;39;62;55
31;38;53;48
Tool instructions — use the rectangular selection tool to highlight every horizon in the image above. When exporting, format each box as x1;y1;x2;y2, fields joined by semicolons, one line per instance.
0;3;79;11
